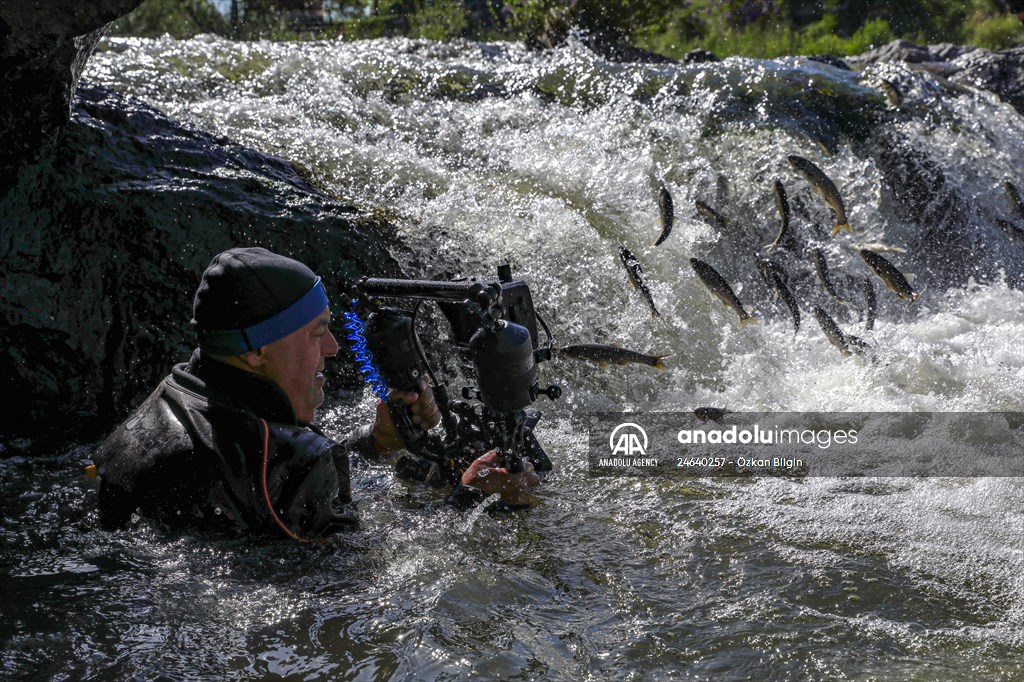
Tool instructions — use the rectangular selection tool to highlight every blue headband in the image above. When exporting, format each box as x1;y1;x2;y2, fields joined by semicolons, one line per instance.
197;277;329;355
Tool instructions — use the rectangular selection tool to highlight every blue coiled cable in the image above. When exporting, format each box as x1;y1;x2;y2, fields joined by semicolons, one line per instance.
342;299;389;401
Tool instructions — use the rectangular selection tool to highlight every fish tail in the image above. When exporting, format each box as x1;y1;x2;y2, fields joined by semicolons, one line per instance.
653;355;671;370
832;221;853;236
739;314;757;327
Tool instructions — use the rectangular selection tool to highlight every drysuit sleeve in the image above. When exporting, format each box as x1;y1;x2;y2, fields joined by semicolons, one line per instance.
263;424;359;538
338;423;378;460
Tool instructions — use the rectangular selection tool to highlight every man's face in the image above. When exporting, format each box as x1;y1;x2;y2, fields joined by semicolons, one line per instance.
258;308;339;423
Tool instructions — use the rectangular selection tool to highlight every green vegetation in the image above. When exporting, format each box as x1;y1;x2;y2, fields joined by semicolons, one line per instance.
110;0;1024;55
109;0;230;38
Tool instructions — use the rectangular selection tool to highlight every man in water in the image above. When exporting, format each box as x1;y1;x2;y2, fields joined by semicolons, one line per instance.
91;247;540;539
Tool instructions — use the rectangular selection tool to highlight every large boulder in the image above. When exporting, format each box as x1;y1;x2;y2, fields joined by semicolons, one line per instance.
849;40;1024;116
950;46;1024;116
0;84;404;447
0;1;145;188
851;39;937;64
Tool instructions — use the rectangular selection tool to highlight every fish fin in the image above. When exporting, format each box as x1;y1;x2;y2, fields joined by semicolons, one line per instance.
832;221;853;236
611;341;622;348
653;355;671;370
598;360;610;369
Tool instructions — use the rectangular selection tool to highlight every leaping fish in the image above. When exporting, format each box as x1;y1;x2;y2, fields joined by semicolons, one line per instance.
654;185;674;246
765;178;791;251
812;306;867;356
559;343;669;370
812;248;848;304
788;154;852;236
694;200;729;231
690;258;754;326
859;249;919;303
861;277;876;331
849;241;908;254
878;78;902;108
618;245;661;318
756;257;789;292
770;271;801;334
1006;181;1024;221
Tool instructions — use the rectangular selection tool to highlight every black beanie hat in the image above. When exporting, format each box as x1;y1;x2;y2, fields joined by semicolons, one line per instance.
192;247;327;354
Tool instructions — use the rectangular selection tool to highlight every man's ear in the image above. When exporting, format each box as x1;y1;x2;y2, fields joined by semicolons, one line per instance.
238;347;267;369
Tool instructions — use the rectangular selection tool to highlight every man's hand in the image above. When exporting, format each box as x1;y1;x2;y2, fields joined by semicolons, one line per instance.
461;450;541;507
371;378;441;455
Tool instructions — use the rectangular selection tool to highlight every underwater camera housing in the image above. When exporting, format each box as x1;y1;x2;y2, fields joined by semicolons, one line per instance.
343;264;560;486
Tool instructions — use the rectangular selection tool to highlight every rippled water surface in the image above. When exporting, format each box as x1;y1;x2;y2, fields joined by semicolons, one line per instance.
3;35;1023;680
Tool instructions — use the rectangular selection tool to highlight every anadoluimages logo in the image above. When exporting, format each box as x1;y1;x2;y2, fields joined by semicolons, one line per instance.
609;423;648;456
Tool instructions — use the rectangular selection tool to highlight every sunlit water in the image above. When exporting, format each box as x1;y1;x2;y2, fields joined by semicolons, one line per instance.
3;35;1023;679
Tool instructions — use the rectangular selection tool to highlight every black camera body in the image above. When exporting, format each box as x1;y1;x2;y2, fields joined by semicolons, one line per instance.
346;264;559;486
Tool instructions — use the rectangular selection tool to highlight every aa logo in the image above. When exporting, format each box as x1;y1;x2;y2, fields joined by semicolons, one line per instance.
609;423;648;456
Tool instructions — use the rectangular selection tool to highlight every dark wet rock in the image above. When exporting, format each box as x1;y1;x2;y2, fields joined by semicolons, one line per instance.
0;0;145;189
850;40;1024;116
0;83;404;446
806;54;851;70
950;46;1024;115
681;48;719;64
582;36;676;64
928;43;976;62
852;39;936;64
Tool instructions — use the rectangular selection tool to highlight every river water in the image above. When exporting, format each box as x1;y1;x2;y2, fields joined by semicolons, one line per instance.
2;35;1023;679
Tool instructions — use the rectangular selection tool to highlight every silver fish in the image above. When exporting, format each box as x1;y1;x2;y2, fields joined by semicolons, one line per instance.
812;305;864;356
849;241;908;254
788;155;852;236
560;343;669;369
1006;181;1024;221
618;245;660;318
861;277;876;331
765;178;791;251
690;258;754;326
756;258;789;292
654;184;674;246
878;78;902;107
812;248;848;304
695;200;729;230
771;271;800;334
859;249;919;303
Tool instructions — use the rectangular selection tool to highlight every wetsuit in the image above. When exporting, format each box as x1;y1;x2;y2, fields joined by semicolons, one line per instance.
91;349;374;539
